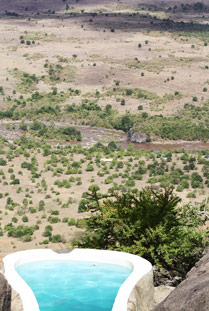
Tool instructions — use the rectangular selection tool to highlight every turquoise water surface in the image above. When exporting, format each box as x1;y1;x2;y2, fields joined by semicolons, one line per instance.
16;260;132;311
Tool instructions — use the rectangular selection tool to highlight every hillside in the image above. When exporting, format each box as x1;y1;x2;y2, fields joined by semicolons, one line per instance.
0;0;209;257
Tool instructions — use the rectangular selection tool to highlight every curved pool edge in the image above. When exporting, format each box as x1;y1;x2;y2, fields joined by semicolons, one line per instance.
3;248;152;311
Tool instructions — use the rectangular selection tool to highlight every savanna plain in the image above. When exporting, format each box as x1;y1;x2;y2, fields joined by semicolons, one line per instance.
0;0;209;269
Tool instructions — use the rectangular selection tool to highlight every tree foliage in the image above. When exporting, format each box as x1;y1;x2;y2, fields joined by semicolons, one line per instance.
75;186;207;282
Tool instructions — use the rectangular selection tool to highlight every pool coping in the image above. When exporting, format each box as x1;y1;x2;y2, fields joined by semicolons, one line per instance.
3;248;152;311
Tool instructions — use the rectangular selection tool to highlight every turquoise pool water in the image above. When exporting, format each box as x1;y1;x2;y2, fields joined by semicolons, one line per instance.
16;260;132;311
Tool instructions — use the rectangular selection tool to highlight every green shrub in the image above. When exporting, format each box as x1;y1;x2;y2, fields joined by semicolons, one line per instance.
5;225;36;238
0;158;6;166
76;219;86;229
78;199;89;213
22;216;29;223
38;200;45;211
48;216;60;224
50;234;63;243
75;187;207;283
50;210;59;215
68;218;77;226
40;239;49;244
86;164;94;172
62;217;69;223
29;207;37;213
10;179;20;185
43;225;53;237
186;192;196;198
21;234;32;242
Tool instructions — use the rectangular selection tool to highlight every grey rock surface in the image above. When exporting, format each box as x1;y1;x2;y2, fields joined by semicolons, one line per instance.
128;131;147;143
153;249;209;311
153;286;175;306
11;289;23;311
0;273;11;311
128;269;154;311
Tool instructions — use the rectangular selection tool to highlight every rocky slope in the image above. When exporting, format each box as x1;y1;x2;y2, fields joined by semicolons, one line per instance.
0;273;11;311
153;248;209;311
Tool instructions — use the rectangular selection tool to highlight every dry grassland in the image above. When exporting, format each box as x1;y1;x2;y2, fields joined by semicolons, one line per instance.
0;0;209;256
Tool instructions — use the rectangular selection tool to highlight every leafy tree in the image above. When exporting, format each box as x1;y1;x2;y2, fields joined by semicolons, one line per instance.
113;114;133;132
75;187;207;283
60;127;82;141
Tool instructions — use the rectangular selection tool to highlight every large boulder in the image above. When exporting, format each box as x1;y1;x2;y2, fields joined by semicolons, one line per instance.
153;286;175;306
128;131;147;143
153;249;209;311
0;273;11;311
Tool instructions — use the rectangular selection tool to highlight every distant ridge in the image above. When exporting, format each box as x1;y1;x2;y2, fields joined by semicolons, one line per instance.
0;0;206;14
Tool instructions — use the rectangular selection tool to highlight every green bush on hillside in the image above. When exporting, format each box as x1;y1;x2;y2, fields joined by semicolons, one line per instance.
74;186;207;283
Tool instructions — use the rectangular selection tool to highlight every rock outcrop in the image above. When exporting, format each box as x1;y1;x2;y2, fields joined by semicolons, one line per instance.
128;131;147;143
153;286;175;307
128;269;154;311
153;249;209;311
0;273;11;311
11;290;23;311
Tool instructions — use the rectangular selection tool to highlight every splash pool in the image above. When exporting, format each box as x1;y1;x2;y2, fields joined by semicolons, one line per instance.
16;260;131;311
3;249;152;311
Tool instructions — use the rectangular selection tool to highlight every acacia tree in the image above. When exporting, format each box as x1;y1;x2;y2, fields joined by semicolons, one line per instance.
75;186;207;283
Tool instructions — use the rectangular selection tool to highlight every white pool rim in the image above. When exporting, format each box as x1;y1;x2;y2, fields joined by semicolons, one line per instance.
3;248;152;311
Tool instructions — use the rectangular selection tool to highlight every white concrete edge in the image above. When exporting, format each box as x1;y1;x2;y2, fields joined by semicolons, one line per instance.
3;248;152;311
